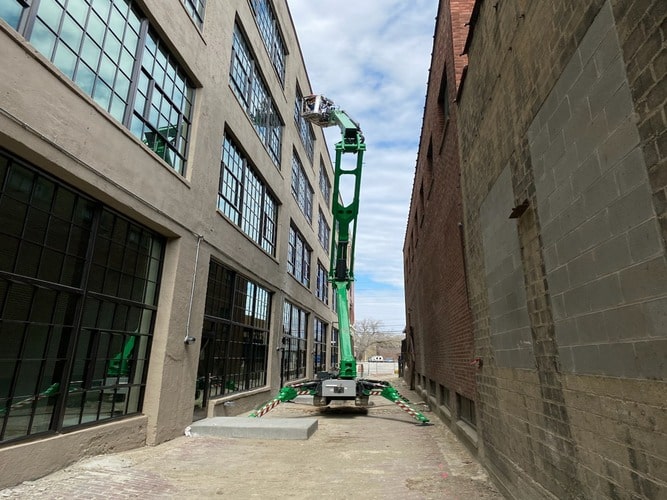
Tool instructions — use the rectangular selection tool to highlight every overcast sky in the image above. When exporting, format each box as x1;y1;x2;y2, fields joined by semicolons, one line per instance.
287;0;438;334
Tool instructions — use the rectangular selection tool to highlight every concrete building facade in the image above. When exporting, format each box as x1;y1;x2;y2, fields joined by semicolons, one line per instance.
0;0;339;487
407;0;666;498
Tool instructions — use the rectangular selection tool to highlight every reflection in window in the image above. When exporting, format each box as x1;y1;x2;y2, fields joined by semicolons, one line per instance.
313;318;327;373
316;262;329;305
318;209;330;252
291;154;313;223
319;161;331;207
202;260;270;398
288;225;311;288
330;327;339;368
282;301;307;381
218;135;277;255
250;0;286;84
0;150;164;444
230;24;283;166
130;29;194;174
2;0;194;175
294;89;314;162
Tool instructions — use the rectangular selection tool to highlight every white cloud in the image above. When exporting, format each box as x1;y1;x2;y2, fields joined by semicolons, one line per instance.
288;0;437;328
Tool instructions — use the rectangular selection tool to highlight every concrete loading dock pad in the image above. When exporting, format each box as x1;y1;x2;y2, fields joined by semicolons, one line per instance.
188;416;318;440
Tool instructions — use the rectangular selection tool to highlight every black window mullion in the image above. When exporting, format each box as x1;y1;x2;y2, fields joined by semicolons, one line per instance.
51;205;101;432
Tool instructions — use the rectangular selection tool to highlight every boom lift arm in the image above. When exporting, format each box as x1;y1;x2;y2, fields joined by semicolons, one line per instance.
250;95;428;424
301;94;364;380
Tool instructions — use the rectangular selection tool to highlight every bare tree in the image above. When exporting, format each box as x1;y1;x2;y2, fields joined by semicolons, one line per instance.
352;319;399;360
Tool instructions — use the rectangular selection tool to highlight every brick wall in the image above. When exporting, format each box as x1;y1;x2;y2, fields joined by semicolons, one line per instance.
403;0;477;429
456;0;666;498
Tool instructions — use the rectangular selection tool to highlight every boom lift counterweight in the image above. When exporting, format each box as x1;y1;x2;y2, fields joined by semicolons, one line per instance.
250;95;428;424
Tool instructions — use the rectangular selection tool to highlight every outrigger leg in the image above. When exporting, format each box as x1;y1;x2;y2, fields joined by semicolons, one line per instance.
248;381;322;417
357;379;430;424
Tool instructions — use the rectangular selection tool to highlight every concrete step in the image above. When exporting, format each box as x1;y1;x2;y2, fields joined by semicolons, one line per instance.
187;417;318;440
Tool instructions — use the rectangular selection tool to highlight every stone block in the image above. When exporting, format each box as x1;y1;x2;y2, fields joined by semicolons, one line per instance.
603;303;649;341
586;273;624;311
618;256;667;302
188;417;318;440
593;233;632;277
643;297;667;337
608;182;656;236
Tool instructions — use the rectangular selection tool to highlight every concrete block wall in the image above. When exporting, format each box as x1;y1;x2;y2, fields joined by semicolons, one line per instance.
455;0;666;498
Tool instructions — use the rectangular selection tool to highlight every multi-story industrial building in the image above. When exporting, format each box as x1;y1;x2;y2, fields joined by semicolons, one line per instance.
407;0;666;498
0;0;339;487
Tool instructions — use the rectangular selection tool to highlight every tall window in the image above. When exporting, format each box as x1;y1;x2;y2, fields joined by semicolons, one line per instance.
313;318;327;373
219;135;278;255
438;68;450;135
1;0;195;175
288;225;311;288
330;327;339;368
230;23;283;166
318;209;330;252
319;161;331;207
250;0;286;84
282;301;307;381
182;0;205;29
316;262;329;305
294;89;314;162
291;154;313;223
202;260;270;398
0;150;164;444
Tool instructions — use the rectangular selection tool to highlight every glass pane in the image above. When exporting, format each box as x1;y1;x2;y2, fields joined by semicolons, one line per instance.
109;94;126;121
0;197;28;238
61;14;84;51
92;80;112;110
74;62;96;95
39;248;65;283
86;11;106;45
30;396;57;434
68;0;89;26
91;0;110;22
108;5;125;36
103;32;122;63
53;42;77;79
37;0;65;33
98;53;116;86
81;35;102;69
0;1;24;29
118;47;134;76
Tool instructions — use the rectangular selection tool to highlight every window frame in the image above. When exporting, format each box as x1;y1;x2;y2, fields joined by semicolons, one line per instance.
218;135;278;255
287;224;311;288
1;0;195;176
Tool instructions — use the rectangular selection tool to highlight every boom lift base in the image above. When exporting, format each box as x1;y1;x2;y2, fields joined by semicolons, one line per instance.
249;377;430;424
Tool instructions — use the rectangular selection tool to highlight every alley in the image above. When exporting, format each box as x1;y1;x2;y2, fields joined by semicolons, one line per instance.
0;378;502;499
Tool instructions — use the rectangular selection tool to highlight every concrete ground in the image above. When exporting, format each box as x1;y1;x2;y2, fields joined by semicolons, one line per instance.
0;377;503;499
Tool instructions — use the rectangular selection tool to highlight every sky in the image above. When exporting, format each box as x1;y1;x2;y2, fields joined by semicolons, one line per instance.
287;0;438;334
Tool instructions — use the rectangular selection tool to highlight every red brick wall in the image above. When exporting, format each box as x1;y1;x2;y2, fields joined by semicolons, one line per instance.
404;0;477;406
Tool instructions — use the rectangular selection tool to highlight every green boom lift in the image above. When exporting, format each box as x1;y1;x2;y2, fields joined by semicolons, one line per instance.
250;95;428;424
